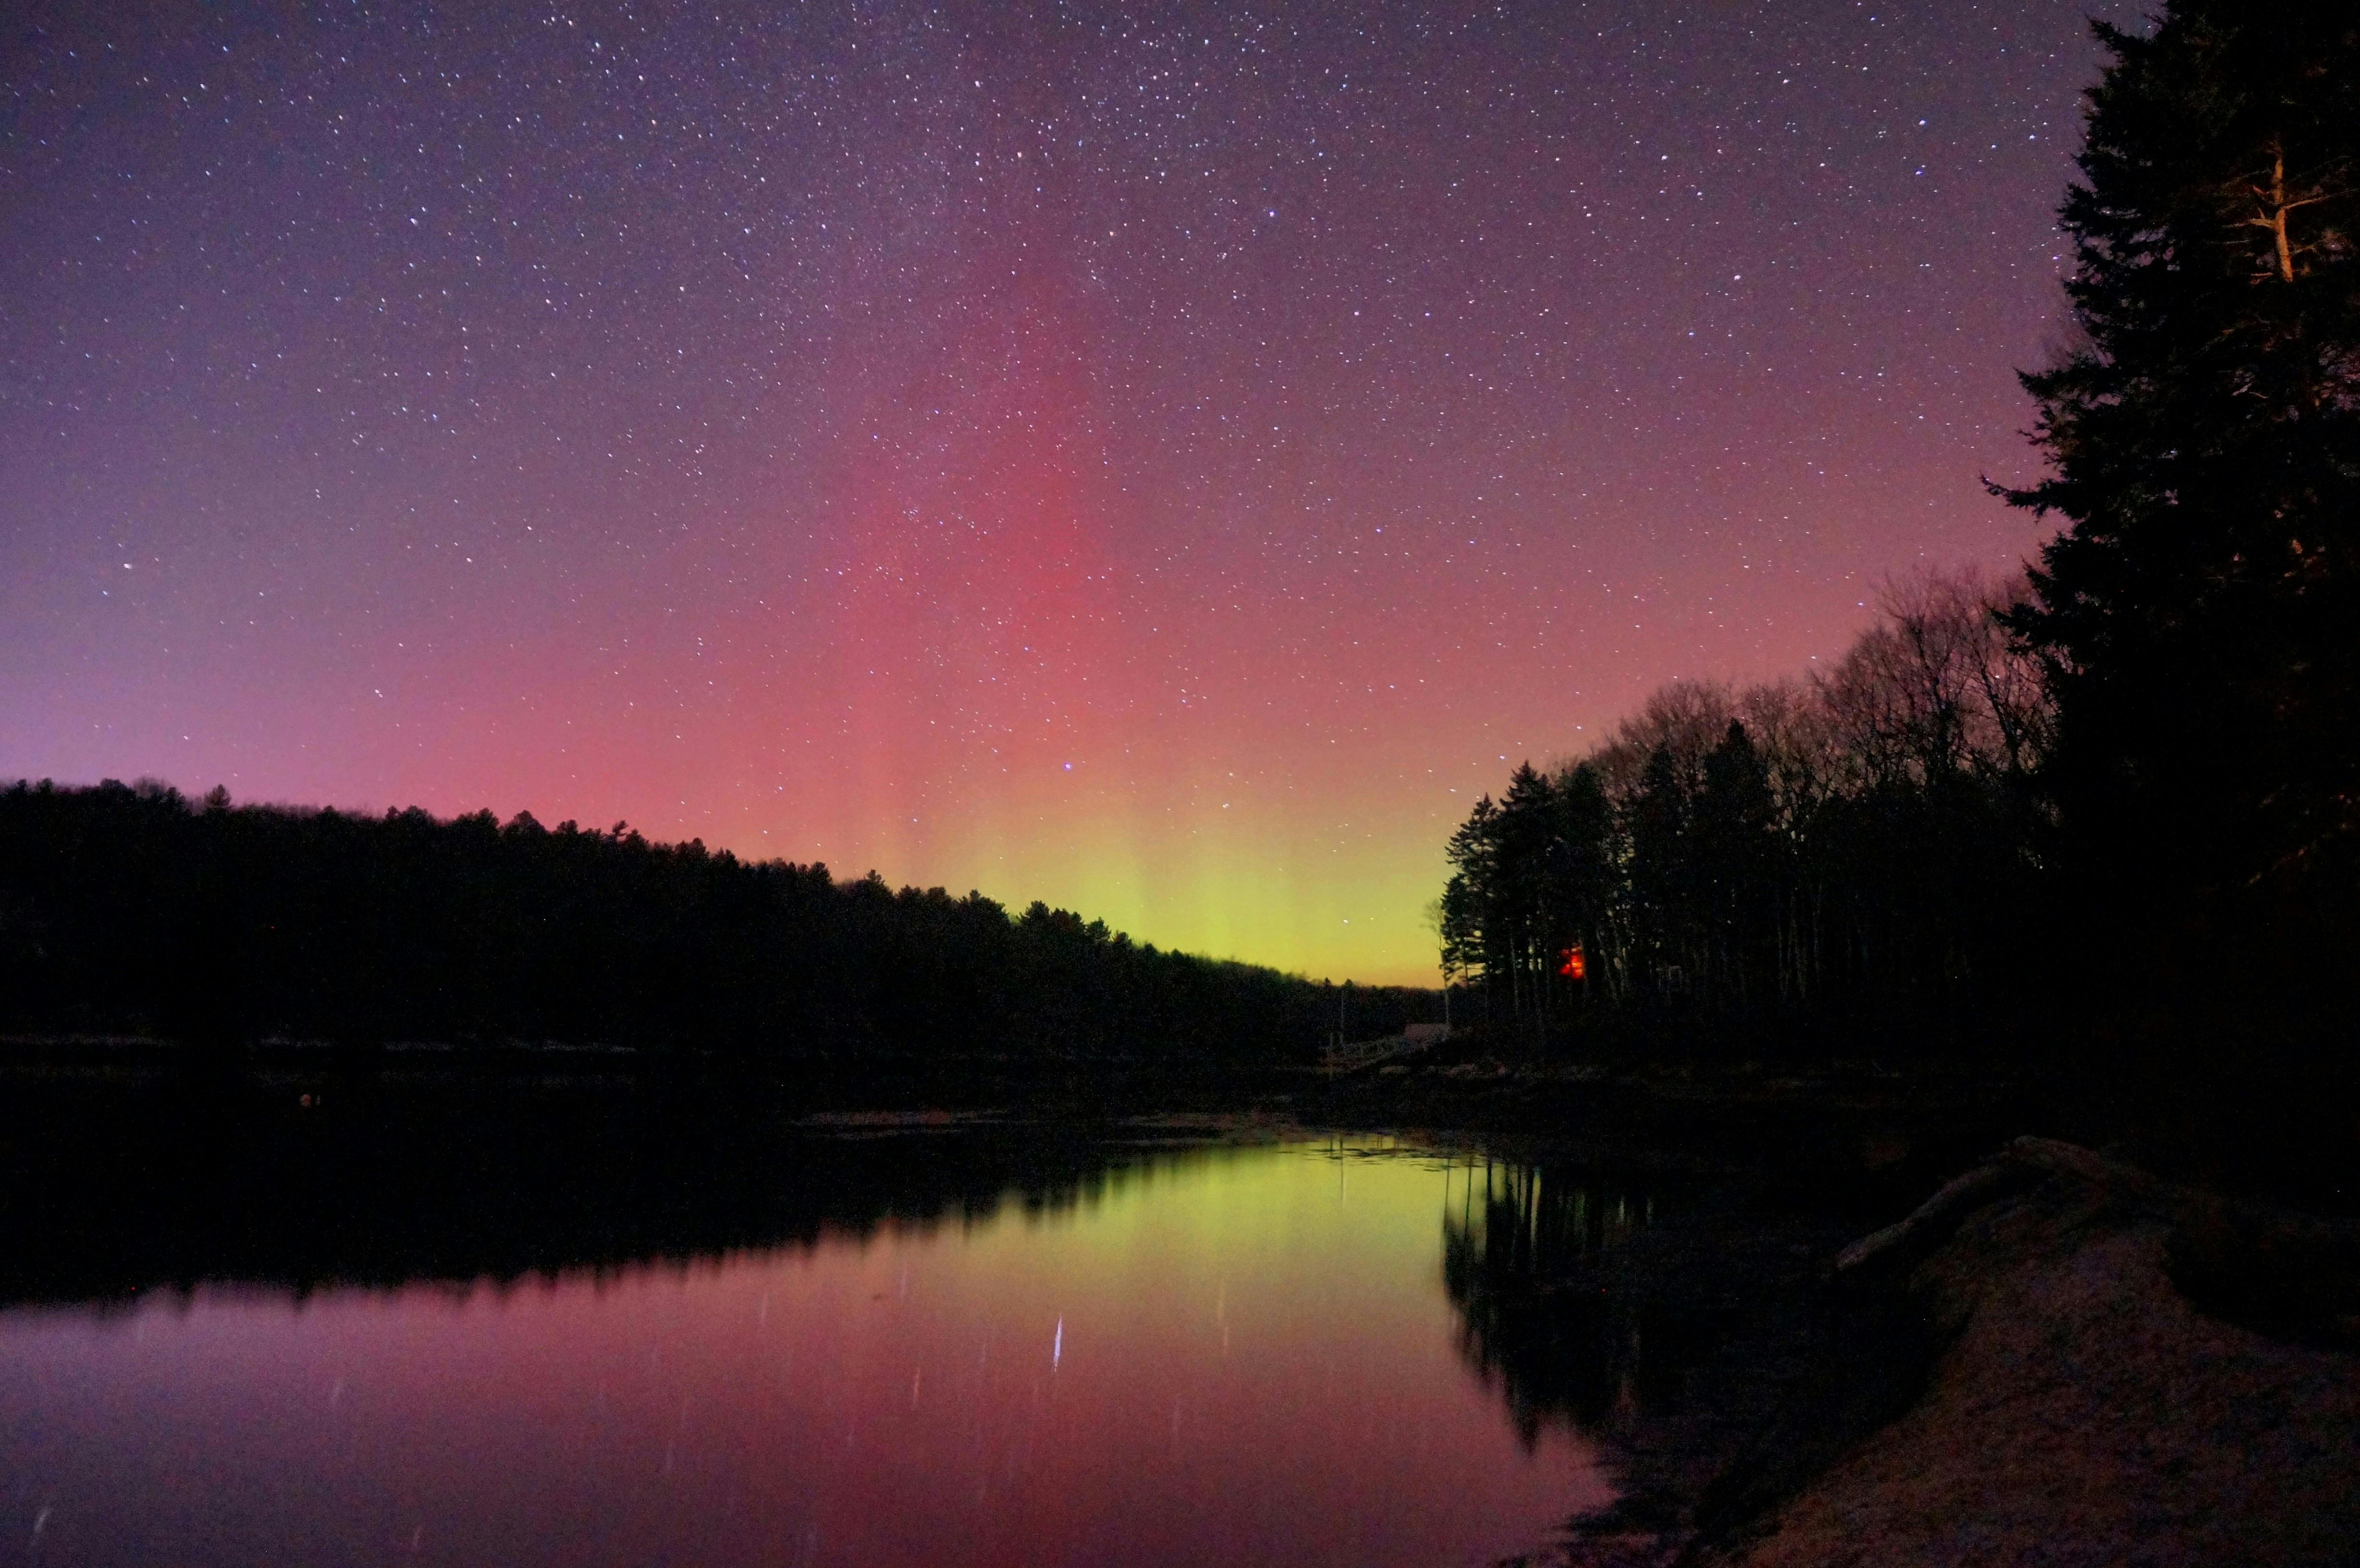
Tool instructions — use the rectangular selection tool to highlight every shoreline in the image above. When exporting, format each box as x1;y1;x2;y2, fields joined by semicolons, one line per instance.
1669;1139;2360;1568
5;1041;2353;1563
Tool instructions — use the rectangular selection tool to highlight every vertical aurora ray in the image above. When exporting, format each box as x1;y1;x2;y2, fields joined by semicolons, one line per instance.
0;0;2150;983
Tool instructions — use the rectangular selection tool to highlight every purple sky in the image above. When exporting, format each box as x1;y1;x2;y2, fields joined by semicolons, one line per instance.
0;0;2138;981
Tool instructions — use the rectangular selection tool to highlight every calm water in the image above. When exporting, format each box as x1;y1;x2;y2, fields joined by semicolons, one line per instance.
0;1135;1618;1567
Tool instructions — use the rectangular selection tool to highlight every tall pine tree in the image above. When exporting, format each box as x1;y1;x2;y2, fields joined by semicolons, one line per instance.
2000;6;2359;985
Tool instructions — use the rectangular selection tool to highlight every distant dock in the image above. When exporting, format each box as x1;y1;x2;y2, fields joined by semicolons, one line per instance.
1322;1023;1450;1075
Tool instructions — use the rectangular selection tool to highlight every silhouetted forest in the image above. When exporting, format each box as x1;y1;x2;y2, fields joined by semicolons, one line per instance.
1439;570;2054;1051
1443;3;2359;1060
0;781;1426;1062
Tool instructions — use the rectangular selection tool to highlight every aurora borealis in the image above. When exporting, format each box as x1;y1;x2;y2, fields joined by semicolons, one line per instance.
1;1;2139;983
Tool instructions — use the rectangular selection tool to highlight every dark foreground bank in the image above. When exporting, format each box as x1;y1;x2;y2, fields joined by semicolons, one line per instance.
1305;1052;2360;1566
1679;1139;2360;1568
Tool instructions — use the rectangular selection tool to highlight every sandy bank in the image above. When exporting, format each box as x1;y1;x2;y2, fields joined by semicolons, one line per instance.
1699;1138;2360;1568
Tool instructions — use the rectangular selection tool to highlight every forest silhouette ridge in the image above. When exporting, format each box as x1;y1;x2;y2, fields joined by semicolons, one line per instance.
0;781;1429;1062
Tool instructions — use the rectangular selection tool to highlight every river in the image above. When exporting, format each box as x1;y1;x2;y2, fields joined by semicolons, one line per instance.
0;1127;1633;1567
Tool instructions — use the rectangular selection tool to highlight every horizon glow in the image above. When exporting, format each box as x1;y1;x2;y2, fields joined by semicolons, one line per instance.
0;1;2141;983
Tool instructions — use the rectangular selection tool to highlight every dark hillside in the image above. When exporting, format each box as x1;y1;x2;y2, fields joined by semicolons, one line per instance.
0;779;1430;1063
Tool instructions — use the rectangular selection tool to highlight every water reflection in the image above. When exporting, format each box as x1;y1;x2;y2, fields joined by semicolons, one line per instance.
0;1117;1613;1568
0;1084;1273;1305
1441;1158;1715;1446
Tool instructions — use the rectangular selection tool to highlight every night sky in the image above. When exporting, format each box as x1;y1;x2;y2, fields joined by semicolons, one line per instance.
1;1;2139;984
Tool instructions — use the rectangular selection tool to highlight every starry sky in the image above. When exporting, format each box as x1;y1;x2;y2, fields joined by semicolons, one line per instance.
1;0;2139;985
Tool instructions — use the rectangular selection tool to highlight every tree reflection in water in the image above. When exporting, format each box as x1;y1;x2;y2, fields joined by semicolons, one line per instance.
1443;1157;1733;1448
0;1078;1206;1307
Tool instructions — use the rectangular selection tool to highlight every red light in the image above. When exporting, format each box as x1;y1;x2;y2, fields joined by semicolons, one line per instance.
1558;945;1586;980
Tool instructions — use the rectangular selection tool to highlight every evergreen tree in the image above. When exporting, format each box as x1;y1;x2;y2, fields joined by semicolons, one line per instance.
1495;764;1561;1026
2000;6;2360;905
1693;722;1779;1009
1549;764;1617;1005
1625;745;1692;1004
1441;795;1504;994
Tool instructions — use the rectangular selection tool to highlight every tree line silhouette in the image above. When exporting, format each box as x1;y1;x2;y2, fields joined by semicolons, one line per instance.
0;780;1425;1063
1438;570;2055;1050
1443;0;2359;1059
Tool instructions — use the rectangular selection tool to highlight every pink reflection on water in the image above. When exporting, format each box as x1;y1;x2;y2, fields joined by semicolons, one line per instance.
1;1143;1608;1566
